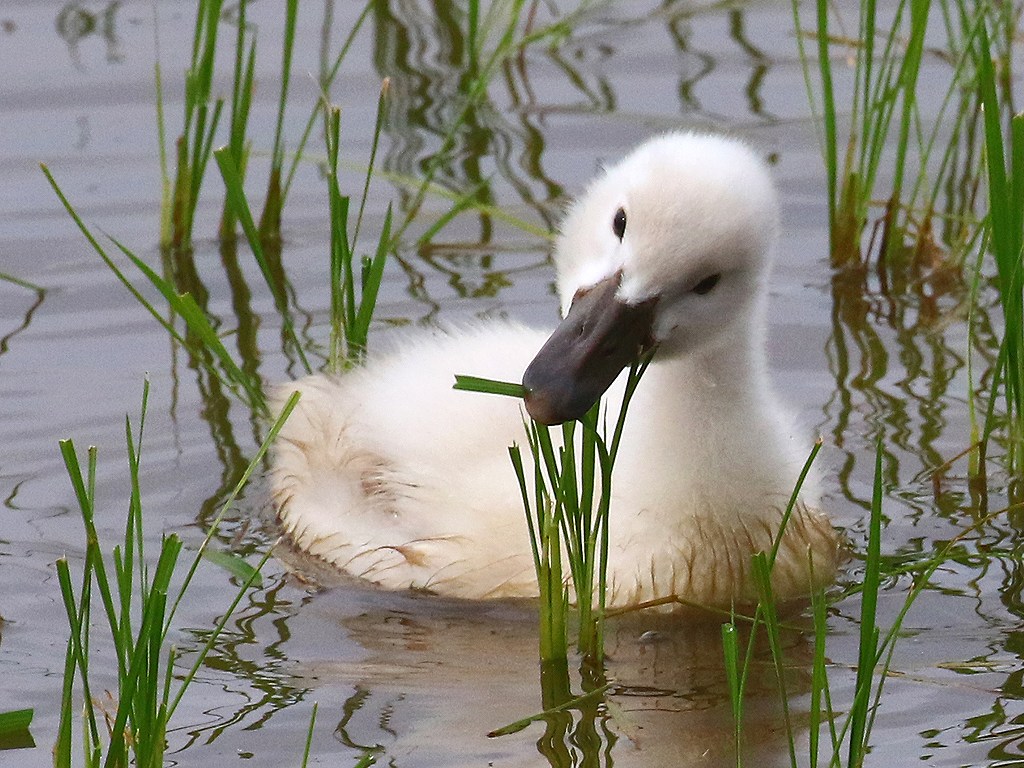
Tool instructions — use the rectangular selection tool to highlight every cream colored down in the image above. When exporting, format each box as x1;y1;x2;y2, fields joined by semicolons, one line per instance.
270;131;839;609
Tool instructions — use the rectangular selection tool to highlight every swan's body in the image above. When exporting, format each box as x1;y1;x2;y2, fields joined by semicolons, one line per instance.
271;132;838;609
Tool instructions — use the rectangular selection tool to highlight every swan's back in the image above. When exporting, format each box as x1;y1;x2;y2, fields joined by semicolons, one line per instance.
271;322;549;599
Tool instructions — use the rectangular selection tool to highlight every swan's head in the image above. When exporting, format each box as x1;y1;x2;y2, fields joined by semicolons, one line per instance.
523;132;779;424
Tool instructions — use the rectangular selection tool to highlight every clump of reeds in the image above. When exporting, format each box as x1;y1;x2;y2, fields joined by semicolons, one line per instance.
455;353;651;671
44;69;395;407
723;436;1023;766
791;0;1011;274
76;0;563;390
156;0;317;253
157;0;227;252
53;381;299;767
974;22;1024;474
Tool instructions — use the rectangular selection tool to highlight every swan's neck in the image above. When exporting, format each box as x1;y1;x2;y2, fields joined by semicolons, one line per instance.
646;317;768;418
615;312;807;517
603;313;833;608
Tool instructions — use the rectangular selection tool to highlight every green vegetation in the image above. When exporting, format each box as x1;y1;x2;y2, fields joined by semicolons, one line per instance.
791;0;1014;273
157;0;225;252
35;0;1024;764
0;709;34;749
455;354;650;678
45;3;581;760
793;1;1024;472
975;23;1024;472
152;0;561;257
723;436;1024;767
53;381;299;767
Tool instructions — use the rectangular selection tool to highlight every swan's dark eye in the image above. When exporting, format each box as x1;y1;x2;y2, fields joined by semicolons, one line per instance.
612;207;627;240
692;274;721;295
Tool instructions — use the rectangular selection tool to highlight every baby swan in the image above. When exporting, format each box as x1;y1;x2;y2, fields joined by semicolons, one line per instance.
270;132;838;609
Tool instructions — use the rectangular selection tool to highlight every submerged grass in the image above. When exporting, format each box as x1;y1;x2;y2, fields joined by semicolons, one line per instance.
53;380;299;767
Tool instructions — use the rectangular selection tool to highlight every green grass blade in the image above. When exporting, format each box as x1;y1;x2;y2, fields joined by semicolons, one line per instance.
164;391;299;634
415;180;491;245
259;0;300;239
453;375;527;398
510;444;542;574
214;146;313;375
300;702;319;768
272;0;299;173
101;535;182;768
0;271;44;293
351;79;390;253
808;584;826;764
351;204;392;357
55;634;75;768
847;440;884;767
111;236;267;412
202;549;264;587
0;709;33;735
752;553;798;765
977;19;1024;467
55;557;102;753
59;440;126;677
768;438;822;569
486;682;611;738
282;0;374;201
167;547;272;718
721;619;743;766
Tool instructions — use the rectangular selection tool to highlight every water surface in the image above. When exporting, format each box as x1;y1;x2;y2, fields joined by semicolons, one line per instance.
3;1;1023;765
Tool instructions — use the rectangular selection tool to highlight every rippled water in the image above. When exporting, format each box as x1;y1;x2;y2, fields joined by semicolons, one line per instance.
4;0;1024;765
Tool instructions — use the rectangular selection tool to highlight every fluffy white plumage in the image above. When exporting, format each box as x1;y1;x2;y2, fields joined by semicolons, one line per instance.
270;132;838;609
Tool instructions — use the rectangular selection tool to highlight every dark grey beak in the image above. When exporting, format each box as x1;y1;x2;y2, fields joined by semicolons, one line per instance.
522;271;657;425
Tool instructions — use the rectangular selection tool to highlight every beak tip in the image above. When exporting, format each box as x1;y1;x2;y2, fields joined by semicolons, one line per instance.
522;387;561;426
521;271;656;427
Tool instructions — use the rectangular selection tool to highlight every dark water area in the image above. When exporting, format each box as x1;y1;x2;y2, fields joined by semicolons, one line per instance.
3;0;1024;765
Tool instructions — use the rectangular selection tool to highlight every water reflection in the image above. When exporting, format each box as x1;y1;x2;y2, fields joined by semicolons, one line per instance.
369;0;564;251
171;574;314;752
819;215;1024;764
55;1;123;67
0;280;46;364
253;585;821;767
159;243;273;550
824;254;980;506
25;0;1024;764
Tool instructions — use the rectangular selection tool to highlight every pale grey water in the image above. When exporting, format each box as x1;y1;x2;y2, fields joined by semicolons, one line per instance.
2;1;1023;765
